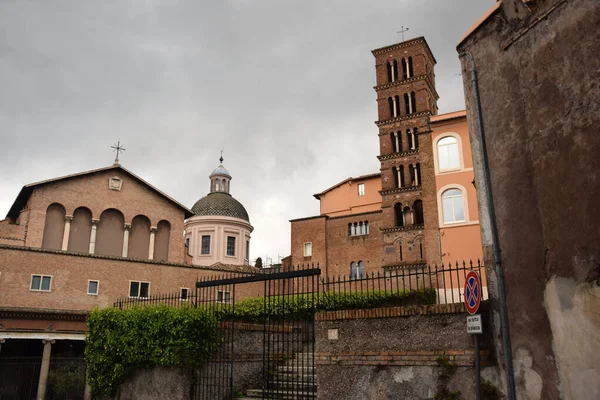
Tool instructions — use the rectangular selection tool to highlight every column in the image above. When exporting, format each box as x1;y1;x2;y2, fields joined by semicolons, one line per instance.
392;97;397;117
411;131;416;150
396;168;402;188
405;59;410;78
88;219;99;254
394;132;400;153
37;339;55;400
122;223;131;257
414;165;420;186
408;93;413;114
410;210;415;225
391;62;396;82
61;215;73;251
148;227;157;260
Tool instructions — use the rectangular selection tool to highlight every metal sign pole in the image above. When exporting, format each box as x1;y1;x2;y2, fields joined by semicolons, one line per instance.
474;333;481;400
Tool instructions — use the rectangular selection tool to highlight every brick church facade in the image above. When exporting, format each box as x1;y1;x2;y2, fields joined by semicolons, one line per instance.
289;37;484;278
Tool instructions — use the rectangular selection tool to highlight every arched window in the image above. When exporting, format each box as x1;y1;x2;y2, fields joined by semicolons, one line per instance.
392;167;399;188
413;200;424;225
348;223;353;236
392;60;398;82
95;209;125;256
388;97;394;118
414;128;419;149
215;179;220;191
394;203;404;227
408;56;414;78
410;91;416;113
437;136;460;171
68;207;92;253
442;189;465;224
416;163;421;186
404;93;410;114
386;62;393;82
128;215;151;259
394;95;401;117
402;58;408;80
350;261;365;280
365;221;369;234
407;129;413;150
222;179;226;192
42;203;66;250
352;223;356;236
399;165;405;187
154;220;171;261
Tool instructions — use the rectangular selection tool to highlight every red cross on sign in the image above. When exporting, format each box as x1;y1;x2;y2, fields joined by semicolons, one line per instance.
464;271;481;315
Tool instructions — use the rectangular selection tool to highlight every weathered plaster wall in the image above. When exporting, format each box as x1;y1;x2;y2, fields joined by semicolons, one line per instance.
458;0;600;398
315;309;493;400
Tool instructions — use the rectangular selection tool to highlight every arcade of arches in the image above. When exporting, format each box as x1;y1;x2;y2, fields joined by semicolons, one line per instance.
40;203;171;261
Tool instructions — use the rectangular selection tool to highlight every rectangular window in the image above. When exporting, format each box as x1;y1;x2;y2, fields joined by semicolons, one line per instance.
303;242;312;257
87;280;99;295
357;183;365;196
226;236;236;256
217;290;231;304
201;235;211;255
129;281;150;298
30;275;52;292
180;288;189;301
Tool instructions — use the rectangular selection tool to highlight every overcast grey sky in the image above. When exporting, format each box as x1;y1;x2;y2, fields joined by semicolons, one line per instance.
0;0;493;264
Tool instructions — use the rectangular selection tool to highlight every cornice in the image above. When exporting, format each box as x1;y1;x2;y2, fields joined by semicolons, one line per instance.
378;149;419;161
0;307;88;321
375;111;432;127
374;75;440;100
380;224;425;234
379;186;421;196
371;37;437;65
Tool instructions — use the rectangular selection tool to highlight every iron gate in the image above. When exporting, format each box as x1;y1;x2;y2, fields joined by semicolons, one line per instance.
193;267;320;400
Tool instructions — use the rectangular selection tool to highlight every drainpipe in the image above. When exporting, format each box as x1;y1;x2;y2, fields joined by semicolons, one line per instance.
459;51;517;400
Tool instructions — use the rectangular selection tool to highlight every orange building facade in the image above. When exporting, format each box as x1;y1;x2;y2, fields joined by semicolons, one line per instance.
289;38;483;279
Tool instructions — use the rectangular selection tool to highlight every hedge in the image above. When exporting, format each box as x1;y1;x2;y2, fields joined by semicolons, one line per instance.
85;288;436;396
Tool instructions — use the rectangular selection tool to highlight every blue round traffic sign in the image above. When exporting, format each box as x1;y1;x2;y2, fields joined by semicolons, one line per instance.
464;271;481;315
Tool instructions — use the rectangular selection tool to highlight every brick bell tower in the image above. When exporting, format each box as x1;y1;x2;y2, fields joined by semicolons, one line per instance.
372;37;441;268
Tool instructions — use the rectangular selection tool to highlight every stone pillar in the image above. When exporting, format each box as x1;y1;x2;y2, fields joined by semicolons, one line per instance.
0;339;5;355
83;376;91;400
148;227;157;260
88;219;99;254
396;168;402;188
122;223;131;257
410;210;415;225
411;131;416;150
392;97;397;117
404;58;410;78
414;165;420;186
61;215;73;251
408;94;413;114
394;132;400;153
37;339;55;400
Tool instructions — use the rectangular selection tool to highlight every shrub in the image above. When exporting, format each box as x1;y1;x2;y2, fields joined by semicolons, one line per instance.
85;306;220;397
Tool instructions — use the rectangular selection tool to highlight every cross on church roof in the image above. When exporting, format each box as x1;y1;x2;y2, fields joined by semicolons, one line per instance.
111;140;126;163
397;26;409;42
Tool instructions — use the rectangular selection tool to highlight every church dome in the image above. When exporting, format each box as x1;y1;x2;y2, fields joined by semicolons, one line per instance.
191;192;250;222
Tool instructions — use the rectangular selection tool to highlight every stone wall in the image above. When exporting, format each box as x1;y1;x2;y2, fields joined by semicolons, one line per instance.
457;0;600;399
315;304;493;400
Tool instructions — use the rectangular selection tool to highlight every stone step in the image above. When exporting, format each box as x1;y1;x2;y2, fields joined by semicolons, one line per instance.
277;365;314;373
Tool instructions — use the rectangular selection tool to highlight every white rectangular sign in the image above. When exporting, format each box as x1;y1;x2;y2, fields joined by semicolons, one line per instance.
467;314;482;334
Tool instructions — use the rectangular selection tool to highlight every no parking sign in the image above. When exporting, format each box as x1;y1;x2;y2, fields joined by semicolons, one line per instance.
464;270;481;315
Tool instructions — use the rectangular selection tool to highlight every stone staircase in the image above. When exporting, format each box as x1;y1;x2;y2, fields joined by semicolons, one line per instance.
241;344;316;399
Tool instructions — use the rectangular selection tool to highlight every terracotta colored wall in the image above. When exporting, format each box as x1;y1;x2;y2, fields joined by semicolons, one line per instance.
319;177;381;217
432;115;483;265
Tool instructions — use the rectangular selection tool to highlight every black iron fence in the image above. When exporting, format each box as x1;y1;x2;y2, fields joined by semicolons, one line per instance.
113;261;486;310
0;356;41;400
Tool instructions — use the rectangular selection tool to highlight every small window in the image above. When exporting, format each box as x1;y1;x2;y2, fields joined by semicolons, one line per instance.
226;236;236;256
30;275;52;292
217;290;231;304
185;237;191;256
357;183;365;196
201;235;211;255
437;136;460;171
303;242;312;257
350;261;365;280
180;288;189;301
442;189;466;224
129;281;150;298
87;280;99;295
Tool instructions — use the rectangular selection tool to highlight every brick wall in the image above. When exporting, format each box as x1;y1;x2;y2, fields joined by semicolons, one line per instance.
289;216;326;269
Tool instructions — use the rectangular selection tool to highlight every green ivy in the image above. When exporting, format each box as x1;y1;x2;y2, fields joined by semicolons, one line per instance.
85;306;220;398
85;288;436;397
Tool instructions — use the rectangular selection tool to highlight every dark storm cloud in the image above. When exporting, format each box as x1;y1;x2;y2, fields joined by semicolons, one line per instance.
0;0;494;262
